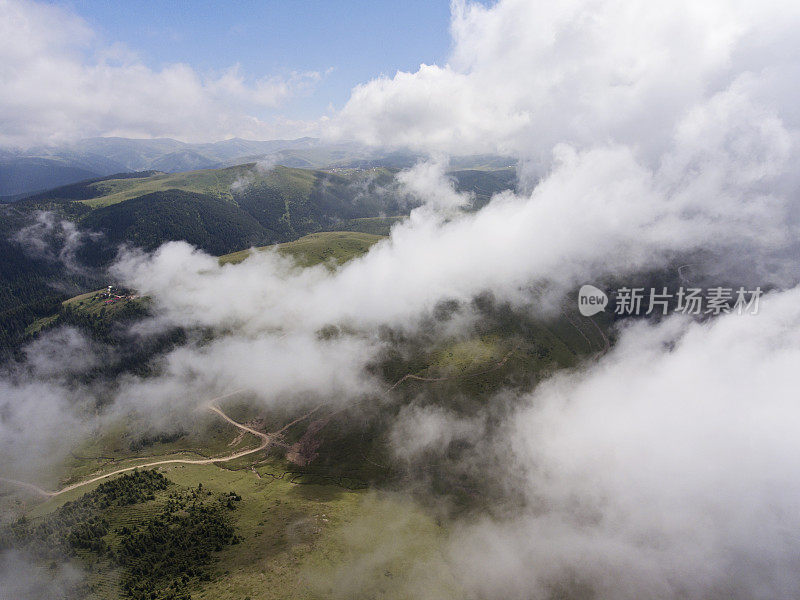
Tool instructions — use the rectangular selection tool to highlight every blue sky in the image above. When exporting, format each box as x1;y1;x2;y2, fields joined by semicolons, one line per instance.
62;0;455;120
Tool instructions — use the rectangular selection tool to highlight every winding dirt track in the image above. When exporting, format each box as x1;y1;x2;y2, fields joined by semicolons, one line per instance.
0;392;269;499
1;338;592;500
386;345;519;392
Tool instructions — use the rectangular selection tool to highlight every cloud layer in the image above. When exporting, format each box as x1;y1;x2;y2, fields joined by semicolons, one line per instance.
0;0;322;146
3;1;800;598
329;0;800;161
446;287;800;599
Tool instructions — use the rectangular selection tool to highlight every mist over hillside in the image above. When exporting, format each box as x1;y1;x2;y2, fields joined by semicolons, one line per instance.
2;1;800;599
0;162;516;352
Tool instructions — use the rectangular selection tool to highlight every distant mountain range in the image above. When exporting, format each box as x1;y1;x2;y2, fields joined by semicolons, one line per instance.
0;137;316;197
0;137;516;199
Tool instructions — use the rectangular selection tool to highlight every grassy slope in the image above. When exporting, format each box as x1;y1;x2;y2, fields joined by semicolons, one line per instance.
17;163;317;209
330;215;405;236
20;464;451;600
12;378;452;600
190;471;455;600
23;312;59;335
79;165;244;207
219;231;385;267
23;288;147;337
62;289;143;316
79;165;315;208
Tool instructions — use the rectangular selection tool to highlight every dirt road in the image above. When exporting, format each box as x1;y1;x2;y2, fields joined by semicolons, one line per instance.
0;392;268;498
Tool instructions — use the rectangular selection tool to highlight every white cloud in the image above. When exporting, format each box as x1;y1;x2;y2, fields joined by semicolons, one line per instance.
3;3;800;596
113;115;797;335
0;551;85;599
111;331;379;421
0;328;96;480
446;286;800;599
13;210;100;274
0;0;323;146
328;0;800;161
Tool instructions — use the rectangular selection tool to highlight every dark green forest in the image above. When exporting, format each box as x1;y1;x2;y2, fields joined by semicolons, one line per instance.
78;190;268;264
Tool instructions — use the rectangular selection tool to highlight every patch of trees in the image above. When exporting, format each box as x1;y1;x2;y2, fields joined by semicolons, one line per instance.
0;291;63;353
1;471;241;600
0;470;171;560
116;485;241;600
53;297;189;382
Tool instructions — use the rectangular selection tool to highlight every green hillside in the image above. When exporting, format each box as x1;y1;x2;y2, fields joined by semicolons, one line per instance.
330;215;405;236
24;231;383;341
22;171;163;203
23;164;384;209
219;231;384;267
17;163;517;255
1;298;610;599
23;164;253;208
20;164;412;259
80;164;258;208
1;219;615;600
2;163;515;353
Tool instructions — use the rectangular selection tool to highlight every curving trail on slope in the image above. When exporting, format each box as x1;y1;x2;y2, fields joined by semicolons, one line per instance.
386;345;519;392
3;346;545;501
0;392;269;499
